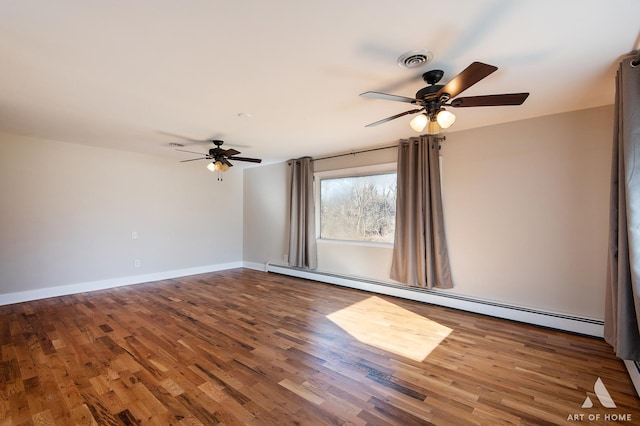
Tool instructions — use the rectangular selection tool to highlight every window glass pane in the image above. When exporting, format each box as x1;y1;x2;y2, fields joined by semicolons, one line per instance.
320;173;396;243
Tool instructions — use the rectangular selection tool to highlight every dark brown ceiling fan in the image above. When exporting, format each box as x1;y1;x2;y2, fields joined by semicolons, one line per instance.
177;140;261;176
360;61;529;133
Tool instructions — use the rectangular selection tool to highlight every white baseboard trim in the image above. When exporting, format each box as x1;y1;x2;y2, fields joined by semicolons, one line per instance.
266;263;605;338
2;261;607;339
242;261;267;272
624;360;640;398
0;262;243;306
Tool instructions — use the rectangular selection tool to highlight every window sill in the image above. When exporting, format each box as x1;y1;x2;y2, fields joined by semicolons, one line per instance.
316;238;393;248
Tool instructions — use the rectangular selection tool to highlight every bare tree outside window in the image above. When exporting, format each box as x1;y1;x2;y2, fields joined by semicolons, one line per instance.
320;173;396;243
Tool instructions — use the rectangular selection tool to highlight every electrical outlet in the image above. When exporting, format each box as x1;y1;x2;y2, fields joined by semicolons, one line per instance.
131;231;138;240
134;259;141;268
283;254;288;262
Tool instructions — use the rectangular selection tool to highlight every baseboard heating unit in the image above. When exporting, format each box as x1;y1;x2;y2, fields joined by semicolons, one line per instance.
265;263;605;338
625;360;640;398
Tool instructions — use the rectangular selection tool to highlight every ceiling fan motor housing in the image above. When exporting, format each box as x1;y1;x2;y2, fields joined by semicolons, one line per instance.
415;84;443;101
422;69;444;85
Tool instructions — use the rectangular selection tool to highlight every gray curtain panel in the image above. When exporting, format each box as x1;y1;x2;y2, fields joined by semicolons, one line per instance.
390;136;453;288
288;157;318;269
605;52;640;361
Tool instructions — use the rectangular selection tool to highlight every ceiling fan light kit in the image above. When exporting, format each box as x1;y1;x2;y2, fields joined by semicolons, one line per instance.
409;109;455;134
428;119;441;135
409;113;429;132
436;109;456;128
207;161;230;172
361;61;529;133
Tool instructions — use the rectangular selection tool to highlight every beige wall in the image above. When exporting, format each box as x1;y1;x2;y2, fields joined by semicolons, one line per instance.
443;106;611;318
243;162;288;265
243;106;613;319
0;105;613;319
0;133;243;294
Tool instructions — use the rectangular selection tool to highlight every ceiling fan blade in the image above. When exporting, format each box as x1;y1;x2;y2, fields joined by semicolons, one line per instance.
450;93;530;107
436;62;498;99
221;158;234;167
365;108;423;127
223;148;241;157
176;148;207;155
158;131;207;143
360;91;418;104
180;157;209;162
230;156;262;163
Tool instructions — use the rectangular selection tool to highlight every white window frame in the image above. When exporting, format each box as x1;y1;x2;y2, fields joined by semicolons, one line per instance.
314;162;397;246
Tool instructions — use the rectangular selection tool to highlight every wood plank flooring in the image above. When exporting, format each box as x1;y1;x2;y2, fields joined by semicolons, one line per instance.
0;268;638;425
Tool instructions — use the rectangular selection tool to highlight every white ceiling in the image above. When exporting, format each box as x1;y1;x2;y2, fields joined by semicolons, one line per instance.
1;0;639;165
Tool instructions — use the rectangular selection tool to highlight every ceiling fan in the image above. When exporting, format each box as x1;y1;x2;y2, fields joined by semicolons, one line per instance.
177;140;262;179
360;61;529;133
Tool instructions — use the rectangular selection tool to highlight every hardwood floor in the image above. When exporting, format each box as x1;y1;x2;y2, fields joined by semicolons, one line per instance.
0;269;638;425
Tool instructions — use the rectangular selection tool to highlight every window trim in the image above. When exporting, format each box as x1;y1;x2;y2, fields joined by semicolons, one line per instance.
314;162;397;245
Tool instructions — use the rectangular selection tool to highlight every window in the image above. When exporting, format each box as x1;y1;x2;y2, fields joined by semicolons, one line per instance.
318;168;396;244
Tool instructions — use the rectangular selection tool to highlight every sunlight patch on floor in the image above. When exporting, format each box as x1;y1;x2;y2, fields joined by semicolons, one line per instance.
327;296;452;362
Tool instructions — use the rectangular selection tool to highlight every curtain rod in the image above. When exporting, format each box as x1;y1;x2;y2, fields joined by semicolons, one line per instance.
312;144;396;162
311;135;446;162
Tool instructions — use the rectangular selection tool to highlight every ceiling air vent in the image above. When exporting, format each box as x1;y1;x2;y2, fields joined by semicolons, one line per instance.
397;49;433;69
